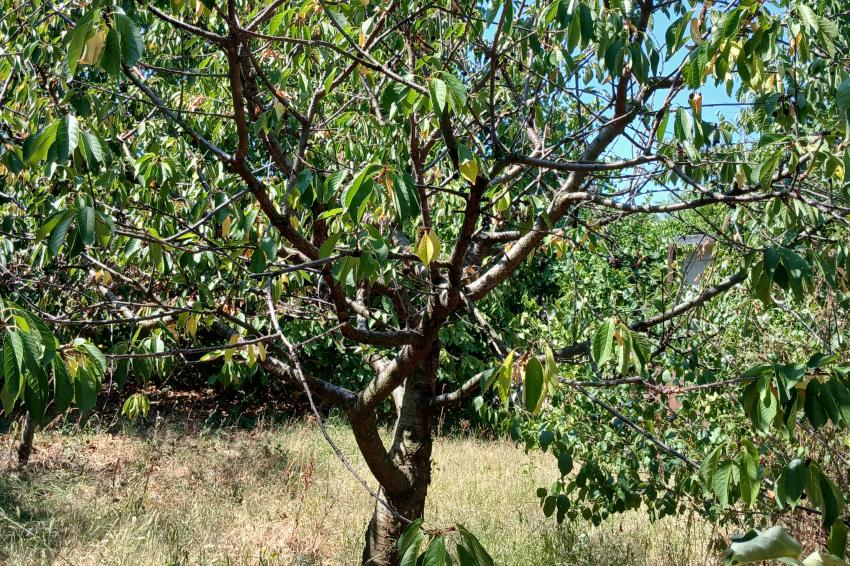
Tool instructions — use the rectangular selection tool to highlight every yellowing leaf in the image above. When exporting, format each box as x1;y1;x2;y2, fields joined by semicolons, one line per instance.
416;229;441;266
224;334;240;362
79;28;107;66
460;157;479;184
221;215;232;237
66;356;79;378
689;92;702;118
689;18;704;44
458;144;479;184
94;269;113;285
185;314;199;337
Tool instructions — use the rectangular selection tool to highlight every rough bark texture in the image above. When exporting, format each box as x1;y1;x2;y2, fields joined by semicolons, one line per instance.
17;413;36;466
362;344;439;565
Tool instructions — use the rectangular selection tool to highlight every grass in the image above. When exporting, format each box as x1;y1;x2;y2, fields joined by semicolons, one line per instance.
0;418;725;565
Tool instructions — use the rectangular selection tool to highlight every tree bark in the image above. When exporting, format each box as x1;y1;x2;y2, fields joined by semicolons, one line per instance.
361;343;439;565
17;412;36;466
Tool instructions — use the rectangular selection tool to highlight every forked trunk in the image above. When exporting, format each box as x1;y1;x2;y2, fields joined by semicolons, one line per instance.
17;412;36;466
362;346;439;565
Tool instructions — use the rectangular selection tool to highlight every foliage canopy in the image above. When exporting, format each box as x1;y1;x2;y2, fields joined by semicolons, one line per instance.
2;0;850;563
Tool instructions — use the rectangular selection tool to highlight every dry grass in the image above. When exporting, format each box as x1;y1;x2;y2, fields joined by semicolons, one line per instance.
0;419;724;565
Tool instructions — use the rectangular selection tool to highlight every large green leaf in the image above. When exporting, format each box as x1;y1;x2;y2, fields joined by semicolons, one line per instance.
398;519;424;566
20;331;48;423
524;357;544;413
55;115;80;163
422;536;447;566
496;350;514;403
2;332;24;410
48;212;75;256
23;119;61;166
77;206;96;246
53;359;74;413
101;28;122;77
828;521;848;559
441;71;467;111
342;163;381;224
390;172;420;222
429;77;447;116
114;9;144;66
74;364;98;413
712;461;733;507
457;525;493;566
66;10;97;76
724;526;802;565
591;319;614;367
782;458;809;504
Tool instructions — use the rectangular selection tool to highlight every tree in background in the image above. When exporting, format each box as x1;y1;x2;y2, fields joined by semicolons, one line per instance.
1;0;850;563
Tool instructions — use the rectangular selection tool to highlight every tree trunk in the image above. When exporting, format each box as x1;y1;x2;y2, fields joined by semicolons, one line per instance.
17;412;36;466
361;344;439;565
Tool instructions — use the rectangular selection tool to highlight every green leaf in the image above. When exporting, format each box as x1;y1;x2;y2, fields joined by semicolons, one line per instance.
101;28;122;77
798;5;819;31
23;119;61;166
783;458;809;504
319;233;341;259
422;536;447;566
577;3;594;46
3;332;24;410
542;494;556;517
342;163;381;224
441;71;467;111
738;441;760;506
53;358;74;413
700;446;721;485
74;364;98;413
724;526;802;565
21;332;48;423
67;10;97;77
712;461;733;507
79;130;104;166
456;543;477;566
557;450;573;477
801;551;848;566
3;331;24;376
249;247;267;273
114;9;144;66
79;342;107;378
591;319;614;367
390;172;420;222
77;206;96;246
617;326;633;376
759;150;782;189
524;357;544;413
55;115;80;163
838;78;850;116
457;525;494;566
398;518;424;566
818;472;843;528
497;350;515;403
543;343;558;393
828;521;848;559
429;77;448;116
674;107;693;142
805;381;828;429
